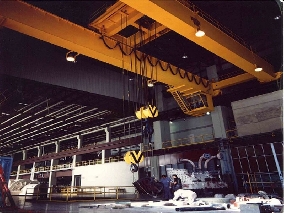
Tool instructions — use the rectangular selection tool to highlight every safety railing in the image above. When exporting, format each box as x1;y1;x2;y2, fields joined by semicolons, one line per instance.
22;185;137;202
158;133;214;149
75;156;124;167
12;156;125;175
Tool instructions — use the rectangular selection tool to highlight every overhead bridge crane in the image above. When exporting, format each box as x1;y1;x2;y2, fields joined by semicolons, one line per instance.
0;1;281;116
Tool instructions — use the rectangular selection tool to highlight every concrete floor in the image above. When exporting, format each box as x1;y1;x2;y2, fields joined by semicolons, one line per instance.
10;197;241;213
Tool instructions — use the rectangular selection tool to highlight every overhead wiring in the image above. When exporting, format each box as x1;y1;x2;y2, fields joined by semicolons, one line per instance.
100;35;210;88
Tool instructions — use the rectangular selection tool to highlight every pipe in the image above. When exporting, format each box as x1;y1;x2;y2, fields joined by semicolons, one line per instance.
179;159;195;170
204;156;216;170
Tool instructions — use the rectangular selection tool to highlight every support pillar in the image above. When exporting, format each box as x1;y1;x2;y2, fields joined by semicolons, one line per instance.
102;127;111;164
31;146;42;181
211;105;237;193
211;106;232;139
153;121;171;150
219;140;238;193
270;143;283;187
16;150;27;180
155;84;169;112
71;135;83;187
150;156;160;179
72;135;83;168
48;141;60;193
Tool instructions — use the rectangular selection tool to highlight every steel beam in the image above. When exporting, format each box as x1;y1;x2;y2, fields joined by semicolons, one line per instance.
120;0;280;82
0;1;210;94
213;73;256;90
13;135;142;166
89;1;144;36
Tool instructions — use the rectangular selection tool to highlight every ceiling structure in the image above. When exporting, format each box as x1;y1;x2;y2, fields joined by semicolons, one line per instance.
0;0;282;155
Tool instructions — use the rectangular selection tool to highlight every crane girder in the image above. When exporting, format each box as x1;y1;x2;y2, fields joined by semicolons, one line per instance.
0;0;211;97
120;0;280;83
89;1;170;48
88;2;144;36
213;73;257;90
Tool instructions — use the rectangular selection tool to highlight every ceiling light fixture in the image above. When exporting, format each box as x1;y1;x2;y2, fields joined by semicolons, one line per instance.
147;80;154;87
195;27;205;37
182;54;188;59
191;16;205;37
254;64;263;72
250;46;262;72
66;51;79;62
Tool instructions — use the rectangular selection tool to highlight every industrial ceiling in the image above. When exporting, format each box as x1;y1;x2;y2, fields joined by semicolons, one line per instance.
0;0;282;155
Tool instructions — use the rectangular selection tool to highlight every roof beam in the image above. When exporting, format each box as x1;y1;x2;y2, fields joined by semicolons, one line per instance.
0;1;211;94
120;0;280;82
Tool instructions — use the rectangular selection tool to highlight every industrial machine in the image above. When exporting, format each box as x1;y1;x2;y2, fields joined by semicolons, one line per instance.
0;156;15;207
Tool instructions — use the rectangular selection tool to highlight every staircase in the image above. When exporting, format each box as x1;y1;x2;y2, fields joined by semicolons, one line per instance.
171;91;192;113
168;86;214;116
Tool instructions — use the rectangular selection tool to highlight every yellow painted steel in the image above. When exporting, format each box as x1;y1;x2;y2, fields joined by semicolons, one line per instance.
90;1;170;47
124;151;144;164
135;105;158;119
120;0;281;82
1;1;280;117
213;73;256;90
0;0;211;96
89;2;144;36
112;23;170;48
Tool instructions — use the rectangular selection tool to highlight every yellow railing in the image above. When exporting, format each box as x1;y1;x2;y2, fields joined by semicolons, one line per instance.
22;185;137;202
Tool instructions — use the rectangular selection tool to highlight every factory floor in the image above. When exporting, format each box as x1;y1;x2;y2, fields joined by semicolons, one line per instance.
3;197;241;213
